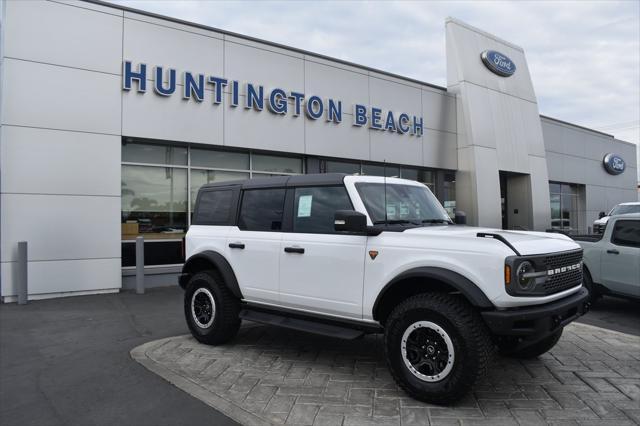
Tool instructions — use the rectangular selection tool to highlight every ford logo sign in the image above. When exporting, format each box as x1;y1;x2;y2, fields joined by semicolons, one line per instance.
603;153;625;175
481;50;516;77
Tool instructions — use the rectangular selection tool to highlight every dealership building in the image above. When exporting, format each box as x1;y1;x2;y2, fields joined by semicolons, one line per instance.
0;0;637;301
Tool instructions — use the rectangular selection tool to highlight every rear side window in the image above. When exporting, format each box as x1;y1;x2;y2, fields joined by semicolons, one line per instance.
239;189;286;231
293;186;353;234
611;220;640;248
192;190;234;225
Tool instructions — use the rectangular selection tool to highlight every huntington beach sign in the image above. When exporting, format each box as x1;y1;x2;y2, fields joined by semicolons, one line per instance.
122;61;425;137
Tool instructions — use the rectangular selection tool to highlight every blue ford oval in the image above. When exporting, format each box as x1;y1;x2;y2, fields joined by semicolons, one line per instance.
481;50;516;77
603;153;626;175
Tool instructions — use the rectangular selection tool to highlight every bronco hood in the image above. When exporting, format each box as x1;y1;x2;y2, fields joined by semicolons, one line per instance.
403;226;579;256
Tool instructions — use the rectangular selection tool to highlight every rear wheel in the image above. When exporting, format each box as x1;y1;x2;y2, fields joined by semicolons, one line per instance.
384;293;494;405
184;271;241;345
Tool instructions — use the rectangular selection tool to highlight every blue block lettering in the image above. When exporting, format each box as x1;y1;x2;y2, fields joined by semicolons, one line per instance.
353;104;367;126
327;99;342;123
153;66;176;96
306;96;324;120
123;61;147;92
246;83;264;110
207;76;228;104
384;111;397;132
231;81;239;107
397;113;410;134
289;92;305;116
183;72;205;101
268;88;288;114
370;107;382;130
413;116;423;137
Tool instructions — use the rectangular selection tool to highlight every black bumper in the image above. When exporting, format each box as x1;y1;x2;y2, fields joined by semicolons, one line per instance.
481;287;590;338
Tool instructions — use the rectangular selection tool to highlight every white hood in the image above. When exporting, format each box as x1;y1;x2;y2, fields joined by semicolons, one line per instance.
403;226;580;256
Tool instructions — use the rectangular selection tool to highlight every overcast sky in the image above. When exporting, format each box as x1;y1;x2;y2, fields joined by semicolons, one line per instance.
112;0;639;173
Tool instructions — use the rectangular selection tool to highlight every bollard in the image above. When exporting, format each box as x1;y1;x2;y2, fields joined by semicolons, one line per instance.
17;241;28;305
135;236;145;294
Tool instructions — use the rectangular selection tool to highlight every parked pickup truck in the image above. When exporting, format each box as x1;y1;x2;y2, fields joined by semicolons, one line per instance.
574;213;640;301
180;174;590;404
593;202;640;234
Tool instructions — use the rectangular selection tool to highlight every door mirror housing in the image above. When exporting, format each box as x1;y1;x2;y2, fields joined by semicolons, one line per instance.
334;210;367;233
454;211;467;225
598;211;606;219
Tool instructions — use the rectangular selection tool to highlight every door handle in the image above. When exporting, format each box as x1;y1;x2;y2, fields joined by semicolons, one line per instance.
229;243;245;249
284;247;305;254
606;249;619;255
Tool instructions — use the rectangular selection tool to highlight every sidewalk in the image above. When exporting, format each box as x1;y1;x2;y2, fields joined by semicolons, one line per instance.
132;322;640;426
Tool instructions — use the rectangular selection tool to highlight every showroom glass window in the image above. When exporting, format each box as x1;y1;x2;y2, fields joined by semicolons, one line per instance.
121;143;188;241
549;182;581;233
121;140;302;266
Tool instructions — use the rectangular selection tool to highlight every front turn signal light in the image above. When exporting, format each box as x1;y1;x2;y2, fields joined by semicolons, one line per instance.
505;265;511;285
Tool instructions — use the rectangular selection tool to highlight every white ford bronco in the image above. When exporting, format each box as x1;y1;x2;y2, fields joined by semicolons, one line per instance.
180;174;590;404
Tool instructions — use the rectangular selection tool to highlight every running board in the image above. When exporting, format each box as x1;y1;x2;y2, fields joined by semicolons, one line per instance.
239;309;366;340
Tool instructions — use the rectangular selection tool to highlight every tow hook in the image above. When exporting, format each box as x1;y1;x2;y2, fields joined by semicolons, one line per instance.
552;315;562;327
583;301;591;313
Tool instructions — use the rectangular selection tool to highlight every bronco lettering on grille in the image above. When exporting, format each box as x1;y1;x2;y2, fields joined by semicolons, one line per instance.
547;262;582;276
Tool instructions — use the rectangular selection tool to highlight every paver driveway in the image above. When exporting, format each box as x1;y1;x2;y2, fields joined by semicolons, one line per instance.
132;322;640;426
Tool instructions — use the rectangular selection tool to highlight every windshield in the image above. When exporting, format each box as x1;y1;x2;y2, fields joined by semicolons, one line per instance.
610;204;640;215
355;182;452;225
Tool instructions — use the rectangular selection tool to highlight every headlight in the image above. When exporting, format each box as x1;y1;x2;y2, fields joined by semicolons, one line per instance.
516;261;535;290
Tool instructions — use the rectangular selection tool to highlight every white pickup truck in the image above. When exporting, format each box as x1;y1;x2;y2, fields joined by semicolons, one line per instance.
180;174;590;404
574;213;640;301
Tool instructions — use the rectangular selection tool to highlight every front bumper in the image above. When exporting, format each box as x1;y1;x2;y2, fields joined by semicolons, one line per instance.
481;287;590;338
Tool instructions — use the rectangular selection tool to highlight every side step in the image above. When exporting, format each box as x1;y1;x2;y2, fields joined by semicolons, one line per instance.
239;309;366;340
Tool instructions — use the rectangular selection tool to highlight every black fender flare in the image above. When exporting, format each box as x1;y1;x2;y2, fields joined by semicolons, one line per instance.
180;250;243;299
373;267;493;319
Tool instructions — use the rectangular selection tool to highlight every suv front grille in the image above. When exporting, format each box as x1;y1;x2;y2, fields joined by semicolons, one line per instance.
542;249;583;295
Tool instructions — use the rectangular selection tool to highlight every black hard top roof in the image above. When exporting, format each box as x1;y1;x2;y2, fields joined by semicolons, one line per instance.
200;173;348;191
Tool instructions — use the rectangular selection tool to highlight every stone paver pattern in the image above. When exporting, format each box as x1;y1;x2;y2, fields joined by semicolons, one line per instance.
131;322;640;426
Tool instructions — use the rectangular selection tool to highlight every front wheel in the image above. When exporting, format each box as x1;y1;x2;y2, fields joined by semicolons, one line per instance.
582;267;601;304
384;293;494;405
184;271;241;345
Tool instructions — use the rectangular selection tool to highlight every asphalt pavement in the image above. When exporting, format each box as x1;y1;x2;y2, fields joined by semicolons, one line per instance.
0;287;238;426
0;286;638;426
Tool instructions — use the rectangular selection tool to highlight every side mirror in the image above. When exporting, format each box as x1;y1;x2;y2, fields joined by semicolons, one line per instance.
334;210;367;233
598;211;606;219
454;211;467;225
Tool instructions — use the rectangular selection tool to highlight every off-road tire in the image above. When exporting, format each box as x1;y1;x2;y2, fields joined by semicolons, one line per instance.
499;328;563;359
184;270;241;345
582;267;601;304
384;293;494;405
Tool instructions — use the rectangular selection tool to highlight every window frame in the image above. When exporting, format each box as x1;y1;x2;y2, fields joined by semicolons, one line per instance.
610;219;640;248
237;187;288;232
191;186;241;226
285;185;355;235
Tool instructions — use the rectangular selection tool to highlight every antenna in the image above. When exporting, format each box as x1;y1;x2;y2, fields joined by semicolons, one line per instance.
383;160;388;226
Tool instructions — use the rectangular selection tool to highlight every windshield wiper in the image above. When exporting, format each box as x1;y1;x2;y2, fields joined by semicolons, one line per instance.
421;218;453;225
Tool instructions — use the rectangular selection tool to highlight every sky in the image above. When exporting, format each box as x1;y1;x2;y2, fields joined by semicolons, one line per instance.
111;0;640;174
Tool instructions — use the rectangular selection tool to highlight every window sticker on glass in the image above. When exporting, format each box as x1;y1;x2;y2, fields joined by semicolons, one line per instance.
298;195;313;217
387;204;397;219
399;203;409;217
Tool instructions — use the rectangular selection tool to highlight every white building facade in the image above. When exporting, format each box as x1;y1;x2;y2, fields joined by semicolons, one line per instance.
0;0;637;301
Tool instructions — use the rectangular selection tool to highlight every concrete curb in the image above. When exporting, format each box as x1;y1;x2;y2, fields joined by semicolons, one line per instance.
130;336;269;426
